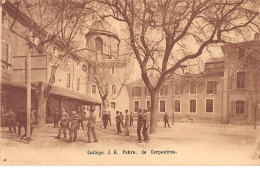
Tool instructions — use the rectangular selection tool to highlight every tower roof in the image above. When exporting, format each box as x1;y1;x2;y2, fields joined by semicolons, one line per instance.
87;19;119;39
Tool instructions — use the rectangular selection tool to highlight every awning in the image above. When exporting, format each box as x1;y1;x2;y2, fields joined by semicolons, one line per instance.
49;85;101;105
0;80;101;105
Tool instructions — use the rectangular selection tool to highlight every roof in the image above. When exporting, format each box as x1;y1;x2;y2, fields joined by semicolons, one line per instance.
86;20;119;41
49;85;101;105
0;80;101;104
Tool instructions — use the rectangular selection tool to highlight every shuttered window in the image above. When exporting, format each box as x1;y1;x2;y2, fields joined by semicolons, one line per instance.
189;100;196;113
237;72;245;89
206;81;217;94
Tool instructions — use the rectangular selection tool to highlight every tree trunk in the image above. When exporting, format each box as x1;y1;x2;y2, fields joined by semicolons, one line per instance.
101;98;110;119
150;90;159;134
37;92;47;127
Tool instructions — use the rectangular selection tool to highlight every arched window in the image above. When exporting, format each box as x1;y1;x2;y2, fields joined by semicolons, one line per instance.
112;84;116;94
95;37;103;53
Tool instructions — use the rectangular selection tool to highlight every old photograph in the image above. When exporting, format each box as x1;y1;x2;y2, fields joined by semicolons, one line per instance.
0;0;260;166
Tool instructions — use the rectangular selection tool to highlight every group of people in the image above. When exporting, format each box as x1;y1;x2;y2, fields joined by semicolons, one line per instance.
102;111;111;129
3;106;172;144
115;110;131;135
54;108;97;143
136;109;150;143
2;108;36;141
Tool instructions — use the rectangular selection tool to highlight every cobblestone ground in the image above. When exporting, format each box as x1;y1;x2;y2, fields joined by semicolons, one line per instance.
1;121;260;166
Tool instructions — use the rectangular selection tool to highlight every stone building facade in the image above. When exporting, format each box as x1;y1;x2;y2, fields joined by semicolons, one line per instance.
0;1;103;125
126;38;260;125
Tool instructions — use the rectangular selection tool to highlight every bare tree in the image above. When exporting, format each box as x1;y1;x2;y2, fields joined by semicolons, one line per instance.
10;0;95;126
87;57;132;114
93;0;260;133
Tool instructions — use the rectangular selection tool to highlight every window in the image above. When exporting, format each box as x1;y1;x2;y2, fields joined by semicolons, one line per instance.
88;66;93;75
111;67;115;74
206;81;217;94
236;100;244;116
66;73;70;88
174;100;181;113
160;86;168;96
145;87;150;96
146;100;151;112
112;84;116;94
1;42;10;70
206;99;213;113
160;100;166;112
190;82;197;94
133;87;141;97
2;11;8;28
111;102;116;109
238;48;245;60
76;78;80;91
175;83;183;95
134;101;139;112
189;99;196;113
237;72;245;89
92;84;96;94
95;37;103;53
82;64;87;72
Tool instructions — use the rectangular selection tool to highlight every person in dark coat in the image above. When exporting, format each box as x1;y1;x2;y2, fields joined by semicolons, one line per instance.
143;122;150;143
125;109;130;136
120;112;125;128
116;111;121;134
4;109;17;133
136;109;143;143
17;108;26;137
142;109;150;143
164;112;170;128
78;107;85;130
55;108;69;139
107;111;111;126
53;110;60;128
67;111;81;143
130;112;134;126
103;111;108;129
87;109;97;143
20;109;36;140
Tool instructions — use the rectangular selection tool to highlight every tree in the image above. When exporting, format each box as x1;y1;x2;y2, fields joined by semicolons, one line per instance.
94;0;260;133
10;0;95;126
87;58;132;115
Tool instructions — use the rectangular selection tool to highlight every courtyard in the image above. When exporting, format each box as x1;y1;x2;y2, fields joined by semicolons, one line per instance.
0;121;260;166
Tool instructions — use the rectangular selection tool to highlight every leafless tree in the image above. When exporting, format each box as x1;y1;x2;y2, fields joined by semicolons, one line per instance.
93;0;260;133
10;0;95;126
87;56;133;114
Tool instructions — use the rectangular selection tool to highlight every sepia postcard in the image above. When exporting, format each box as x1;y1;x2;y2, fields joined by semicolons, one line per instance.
1;0;260;166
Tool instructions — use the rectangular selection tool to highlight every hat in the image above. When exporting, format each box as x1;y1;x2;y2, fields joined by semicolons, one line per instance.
71;111;77;115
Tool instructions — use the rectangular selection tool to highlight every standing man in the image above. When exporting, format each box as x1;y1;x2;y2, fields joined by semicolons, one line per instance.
130;112;134;126
116;111;121;134
125;109;130;136
67;111;81;143
55;108;69;139
107;111;111;126
53;110;60;128
3;109;17;133
78;106;85;130
142;109;150;143
120;112;125;128
136;109;143;143
17;108;26;137
21;109;36;141
87;109;97;143
164;112;170;128
103;111;107;129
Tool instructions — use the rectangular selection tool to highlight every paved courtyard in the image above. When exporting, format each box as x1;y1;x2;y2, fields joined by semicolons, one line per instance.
1;121;260;166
